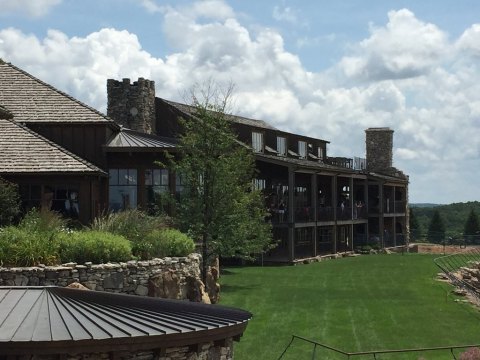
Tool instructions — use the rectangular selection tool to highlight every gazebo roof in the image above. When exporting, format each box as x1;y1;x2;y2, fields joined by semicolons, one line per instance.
0;286;251;355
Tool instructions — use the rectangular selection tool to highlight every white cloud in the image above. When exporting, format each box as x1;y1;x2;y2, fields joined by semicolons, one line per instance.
139;0;164;14
340;9;448;81
0;0;62;17
273;5;299;24
0;3;480;203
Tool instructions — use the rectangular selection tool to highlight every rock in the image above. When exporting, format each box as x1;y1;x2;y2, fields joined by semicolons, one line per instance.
66;282;89;290
103;272;124;289
206;267;220;304
135;285;148;296
186;276;211;304
148;270;181;299
437;272;449;280
453;288;468;296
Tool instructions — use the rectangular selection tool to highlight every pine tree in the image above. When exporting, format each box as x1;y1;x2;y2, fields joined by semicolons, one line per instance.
464;209;480;244
409;208;422;240
0;177;21;226
427;210;445;244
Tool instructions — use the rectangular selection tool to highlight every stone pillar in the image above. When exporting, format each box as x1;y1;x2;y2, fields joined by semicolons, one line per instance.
288;167;295;261
365;128;393;172
107;78;156;134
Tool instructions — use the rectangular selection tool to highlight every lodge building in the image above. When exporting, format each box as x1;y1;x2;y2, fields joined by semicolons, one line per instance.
0;61;409;263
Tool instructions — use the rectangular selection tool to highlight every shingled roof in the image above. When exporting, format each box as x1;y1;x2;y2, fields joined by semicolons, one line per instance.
0;61;115;124
161;98;278;131
0;286;251;355
0;118;106;175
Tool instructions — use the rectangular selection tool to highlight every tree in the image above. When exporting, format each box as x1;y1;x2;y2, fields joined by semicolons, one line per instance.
464;209;480;244
169;83;273;282
409;208;422;240
0;177;21;227
427;210;445;244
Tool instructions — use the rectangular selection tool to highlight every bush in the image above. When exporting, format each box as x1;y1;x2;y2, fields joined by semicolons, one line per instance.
19;208;68;234
133;228;195;259
0;178;21;227
91;209;171;242
0;226;59;266
58;230;132;264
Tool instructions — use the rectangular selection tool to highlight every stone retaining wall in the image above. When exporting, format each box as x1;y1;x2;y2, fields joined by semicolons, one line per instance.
0;254;204;301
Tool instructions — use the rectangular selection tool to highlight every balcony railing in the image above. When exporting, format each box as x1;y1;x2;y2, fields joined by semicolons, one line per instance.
384;200;406;214
325;156;367;170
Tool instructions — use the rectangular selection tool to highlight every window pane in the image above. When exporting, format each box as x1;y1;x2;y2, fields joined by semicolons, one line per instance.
277;137;286;156
145;169;153;186
128;169;137;185
252;132;263;152
153;169;161;185
161;169;169;185
109;169;118;186
118;169;128;185
298;141;307;158
109;186;137;211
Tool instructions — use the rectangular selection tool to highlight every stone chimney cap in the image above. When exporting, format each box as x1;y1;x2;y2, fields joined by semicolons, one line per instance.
365;127;393;132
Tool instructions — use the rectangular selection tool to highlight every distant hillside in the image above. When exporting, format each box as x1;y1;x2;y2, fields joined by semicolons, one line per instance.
410;203;442;208
411;201;480;237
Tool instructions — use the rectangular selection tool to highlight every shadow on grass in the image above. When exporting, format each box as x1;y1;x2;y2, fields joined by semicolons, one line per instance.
220;283;256;294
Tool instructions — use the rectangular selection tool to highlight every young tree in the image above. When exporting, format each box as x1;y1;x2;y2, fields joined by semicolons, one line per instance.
427;210;445;244
169;83;273;282
0;177;21;227
464;209;480;244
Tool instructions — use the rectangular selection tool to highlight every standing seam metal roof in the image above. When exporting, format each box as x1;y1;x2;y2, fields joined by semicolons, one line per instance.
0;286;251;354
105;127;177;150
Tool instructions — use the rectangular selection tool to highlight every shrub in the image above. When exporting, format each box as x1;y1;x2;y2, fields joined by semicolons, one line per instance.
133;229;195;259
91;209;171;242
19;208;68;234
0;226;59;266
58;230;132;264
0;178;21;227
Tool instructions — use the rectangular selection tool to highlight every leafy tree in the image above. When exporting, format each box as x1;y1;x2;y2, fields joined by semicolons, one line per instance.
0;177;21;227
409;208;422;240
169;83;273;282
427;210;445;244
464;208;480;244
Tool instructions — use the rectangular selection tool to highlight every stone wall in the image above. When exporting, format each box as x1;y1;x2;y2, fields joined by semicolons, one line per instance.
107;77;156;134
0;254;207;301
17;338;234;360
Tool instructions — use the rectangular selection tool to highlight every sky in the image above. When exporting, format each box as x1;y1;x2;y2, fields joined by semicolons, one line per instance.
0;0;479;204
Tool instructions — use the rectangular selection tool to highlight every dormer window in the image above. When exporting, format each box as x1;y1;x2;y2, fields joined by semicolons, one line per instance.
252;131;264;152
298;141;307;159
318;146;324;160
277;136;286;156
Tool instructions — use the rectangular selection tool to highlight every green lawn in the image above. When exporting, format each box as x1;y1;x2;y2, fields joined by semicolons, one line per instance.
219;254;480;360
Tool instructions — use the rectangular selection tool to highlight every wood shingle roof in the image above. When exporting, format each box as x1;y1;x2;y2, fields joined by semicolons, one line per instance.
0;61;115;125
0;118;106;175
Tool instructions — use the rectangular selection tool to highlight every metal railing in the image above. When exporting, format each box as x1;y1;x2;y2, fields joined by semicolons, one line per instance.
277;335;480;359
434;246;480;299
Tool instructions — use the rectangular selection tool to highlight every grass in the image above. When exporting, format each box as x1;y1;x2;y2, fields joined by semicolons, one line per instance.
219;254;480;360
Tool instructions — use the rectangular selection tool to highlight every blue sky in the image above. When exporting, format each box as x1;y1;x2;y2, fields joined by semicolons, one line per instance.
1;0;480;204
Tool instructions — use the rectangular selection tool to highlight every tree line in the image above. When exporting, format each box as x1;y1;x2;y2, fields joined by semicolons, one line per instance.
410;201;480;244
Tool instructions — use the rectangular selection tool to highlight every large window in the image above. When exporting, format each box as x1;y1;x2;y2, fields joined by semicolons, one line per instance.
318;146;324;160
253;178;266;191
109;169;137;211
298;140;307;159
145;169;169;213
277;136;286;156
252;131;264;152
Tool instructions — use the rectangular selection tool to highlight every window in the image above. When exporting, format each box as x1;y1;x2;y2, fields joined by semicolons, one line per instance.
318;146;324;160
277;136;286;156
253;178;266;191
109;168;138;211
145;169;169;213
175;173;185;199
298;141;307;159
252;131;264;152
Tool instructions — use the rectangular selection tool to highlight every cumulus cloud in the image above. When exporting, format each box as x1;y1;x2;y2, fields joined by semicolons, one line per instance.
340;9;448;81
0;0;62;17
272;5;299;24
0;2;480;203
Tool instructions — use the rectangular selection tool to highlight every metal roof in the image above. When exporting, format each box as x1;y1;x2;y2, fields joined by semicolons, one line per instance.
105;127;177;151
0;286;251;355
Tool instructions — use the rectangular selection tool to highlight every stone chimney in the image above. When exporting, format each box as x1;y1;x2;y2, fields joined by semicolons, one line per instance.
107;78;156;134
365;127;394;172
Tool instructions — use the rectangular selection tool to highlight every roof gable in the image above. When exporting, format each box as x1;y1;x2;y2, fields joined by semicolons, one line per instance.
0;118;106;175
0;62;115;125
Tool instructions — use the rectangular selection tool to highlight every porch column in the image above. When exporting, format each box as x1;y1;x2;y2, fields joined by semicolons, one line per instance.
288;166;295;261
332;174;338;254
379;183;384;248
312;173;317;256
